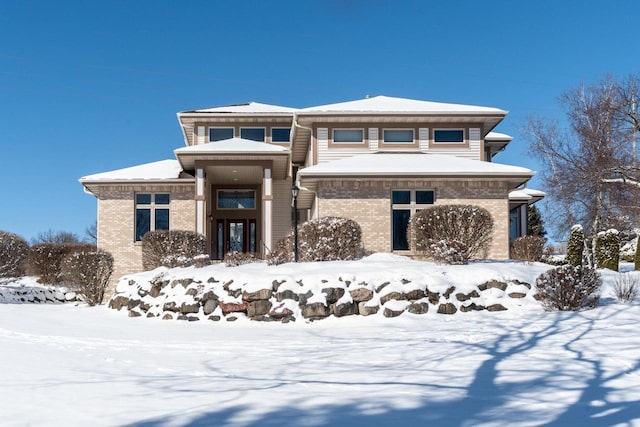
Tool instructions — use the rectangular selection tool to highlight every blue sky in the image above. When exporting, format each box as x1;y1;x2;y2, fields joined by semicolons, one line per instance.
1;0;639;241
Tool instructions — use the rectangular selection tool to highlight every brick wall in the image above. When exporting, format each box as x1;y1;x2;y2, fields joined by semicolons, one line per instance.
95;184;195;295
316;179;511;259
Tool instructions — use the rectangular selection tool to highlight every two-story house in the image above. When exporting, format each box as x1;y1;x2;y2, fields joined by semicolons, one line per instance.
80;96;543;288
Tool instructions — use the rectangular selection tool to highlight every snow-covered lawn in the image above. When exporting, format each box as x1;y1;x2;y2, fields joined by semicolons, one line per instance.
1;260;639;426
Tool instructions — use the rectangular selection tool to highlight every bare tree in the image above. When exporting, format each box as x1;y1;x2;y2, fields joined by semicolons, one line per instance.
84;221;97;244
522;74;640;245
31;229;81;245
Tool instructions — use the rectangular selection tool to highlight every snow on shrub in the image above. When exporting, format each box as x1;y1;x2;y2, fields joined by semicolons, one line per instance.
267;217;363;265
511;235;546;263
429;240;469;265
594;229;620;271
410;204;494;259
141;230;206;270
224;252;259;267
0;231;29;278
28;243;96;285
61;250;114;306
535;265;601;311
565;224;584;267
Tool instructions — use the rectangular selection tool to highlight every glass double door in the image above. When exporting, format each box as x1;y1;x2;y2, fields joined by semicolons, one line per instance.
216;219;257;259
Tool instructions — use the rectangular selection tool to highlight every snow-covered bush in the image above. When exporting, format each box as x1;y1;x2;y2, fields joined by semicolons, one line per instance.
0;231;29;278
565;224;584;267
141;230;206;270
224;251;259;267
636;240;640;271
28;243;96;285
61;250;114;306
613;272;639;303
535;265;601;311
267;217;363;265
410;204;494;259
594;229;620;271
511;235;546;262
429;240;469;265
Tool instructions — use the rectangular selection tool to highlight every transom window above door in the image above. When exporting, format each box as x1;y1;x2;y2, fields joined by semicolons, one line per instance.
209;127;234;142
217;190;256;209
240;127;266;142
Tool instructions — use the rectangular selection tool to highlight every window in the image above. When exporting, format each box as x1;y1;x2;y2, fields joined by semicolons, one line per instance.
333;129;364;144
434;129;465;144
271;128;291;142
391;189;435;250
217;190;256;209
209;127;234;142
240;127;265;142
135;193;170;241
383;129;414;143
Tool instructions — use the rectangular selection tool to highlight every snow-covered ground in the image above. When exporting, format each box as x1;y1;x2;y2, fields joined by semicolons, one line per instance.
1;259;639;426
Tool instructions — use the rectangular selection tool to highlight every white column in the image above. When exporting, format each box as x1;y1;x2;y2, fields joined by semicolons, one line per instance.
196;168;205;235
263;168;273;254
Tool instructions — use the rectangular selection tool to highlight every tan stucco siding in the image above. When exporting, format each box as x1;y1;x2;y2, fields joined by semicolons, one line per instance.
314;179;510;259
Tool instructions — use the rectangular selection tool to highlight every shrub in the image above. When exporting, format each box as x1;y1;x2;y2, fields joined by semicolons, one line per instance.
565;224;584;266
60;250;113;306
511;235;546;262
267;217;363;265
224;251;259;267
429;240;469;265
594;229;620;271
635;237;640;271
0;231;29;278
535;265;601;311
613;272;639;303
410;204;494;259
141;230;207;270
267;235;294;266
28;243;96;285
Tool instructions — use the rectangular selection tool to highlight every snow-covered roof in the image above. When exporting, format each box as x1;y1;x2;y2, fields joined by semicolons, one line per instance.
174;138;289;155
184;102;298;114
298;153;534;178
80;160;184;182
509;188;546;203
299;95;507;115
486;132;513;141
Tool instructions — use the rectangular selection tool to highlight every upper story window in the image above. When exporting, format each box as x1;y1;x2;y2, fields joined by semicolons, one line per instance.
383;129;414;143
271;128;291;143
240;127;265;142
333;129;364;144
135;193;170;241
210;127;234;142
434;129;465;144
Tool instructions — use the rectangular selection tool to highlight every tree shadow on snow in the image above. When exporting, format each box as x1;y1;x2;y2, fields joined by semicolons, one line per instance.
126;308;640;427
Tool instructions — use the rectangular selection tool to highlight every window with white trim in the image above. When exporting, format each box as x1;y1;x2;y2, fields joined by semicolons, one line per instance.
391;190;435;250
383;129;414;143
135;193;170;241
333;129;364;144
240;127;265;142
209;127;234;142
271;127;291;142
434;129;465;144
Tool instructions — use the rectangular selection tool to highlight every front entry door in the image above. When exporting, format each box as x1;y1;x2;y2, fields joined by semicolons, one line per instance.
216;219;257;259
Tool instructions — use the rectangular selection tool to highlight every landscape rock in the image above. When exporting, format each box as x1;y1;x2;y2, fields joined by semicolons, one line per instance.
383;306;405;318
478;280;508;292
405;289;426;301
358;302;379;316
248;300;272;318
460;303;485;312
427;290;440;305
276;289;298;302
456;290;480;302
301;302;329;319
179;302;200;314
508;292;527;299
349;287;373;302
219;301;248;315
380;291;405;305
437;303;457;315
163;301;179;312
109;296;130;311
243;289;272;302
322;287;345;304
486;304;507;312
332;301;355;317
202;299;218;315
407;302;429;314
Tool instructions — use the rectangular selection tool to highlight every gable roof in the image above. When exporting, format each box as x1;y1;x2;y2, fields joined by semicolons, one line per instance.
80;159;184;182
299;95;507;115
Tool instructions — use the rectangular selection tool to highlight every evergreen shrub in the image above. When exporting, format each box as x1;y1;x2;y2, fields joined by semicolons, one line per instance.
535;265;601;311
594;229;620;271
565;224;584;266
